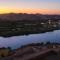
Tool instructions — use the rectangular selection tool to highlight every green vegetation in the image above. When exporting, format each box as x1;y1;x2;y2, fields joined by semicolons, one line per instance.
0;19;59;37
0;13;59;37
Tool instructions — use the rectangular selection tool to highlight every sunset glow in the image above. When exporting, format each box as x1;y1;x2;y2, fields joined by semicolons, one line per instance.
0;0;60;14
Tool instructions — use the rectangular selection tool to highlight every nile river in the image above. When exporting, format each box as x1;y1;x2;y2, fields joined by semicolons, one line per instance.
0;30;60;49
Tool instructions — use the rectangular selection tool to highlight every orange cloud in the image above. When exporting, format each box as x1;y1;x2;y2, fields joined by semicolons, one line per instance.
16;9;60;14
0;8;60;14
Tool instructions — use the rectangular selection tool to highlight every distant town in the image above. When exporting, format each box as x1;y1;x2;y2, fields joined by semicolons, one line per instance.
0;13;60;37
0;13;60;60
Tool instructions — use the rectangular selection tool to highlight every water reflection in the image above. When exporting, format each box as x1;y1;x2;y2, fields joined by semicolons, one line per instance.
0;30;60;49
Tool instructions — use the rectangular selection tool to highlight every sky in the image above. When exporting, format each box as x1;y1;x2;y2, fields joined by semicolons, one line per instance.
0;0;60;14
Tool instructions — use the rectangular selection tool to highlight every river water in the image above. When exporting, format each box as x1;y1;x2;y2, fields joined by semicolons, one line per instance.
0;30;60;49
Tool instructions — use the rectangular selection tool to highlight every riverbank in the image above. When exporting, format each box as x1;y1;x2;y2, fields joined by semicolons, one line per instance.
0;42;60;60
0;20;59;37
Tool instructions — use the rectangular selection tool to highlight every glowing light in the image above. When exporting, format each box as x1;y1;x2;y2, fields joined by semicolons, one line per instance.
0;8;60;14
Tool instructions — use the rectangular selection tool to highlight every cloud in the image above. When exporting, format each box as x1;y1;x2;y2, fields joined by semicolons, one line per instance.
0;8;59;14
0;0;60;14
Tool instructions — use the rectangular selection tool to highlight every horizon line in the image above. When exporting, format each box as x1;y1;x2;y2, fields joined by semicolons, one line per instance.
0;8;60;15
0;12;60;15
